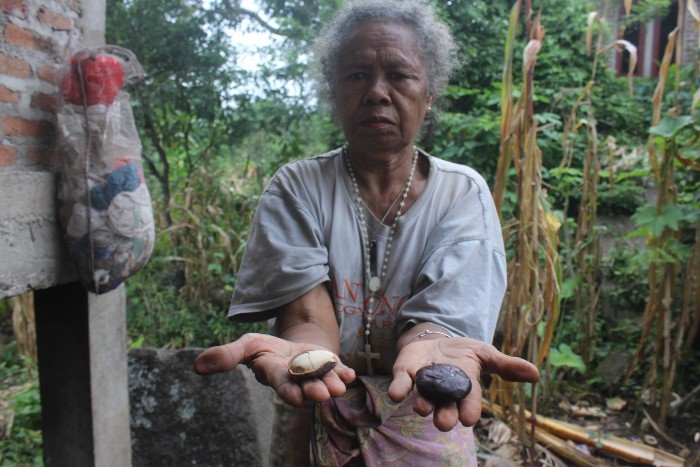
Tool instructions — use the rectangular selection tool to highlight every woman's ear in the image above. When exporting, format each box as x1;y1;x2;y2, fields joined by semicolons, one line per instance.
426;93;435;112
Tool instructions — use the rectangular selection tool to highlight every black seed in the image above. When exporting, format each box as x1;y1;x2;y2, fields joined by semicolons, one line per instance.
415;363;472;404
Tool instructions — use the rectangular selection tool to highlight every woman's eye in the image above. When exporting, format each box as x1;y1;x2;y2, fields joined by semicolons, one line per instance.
389;72;408;80
347;72;367;81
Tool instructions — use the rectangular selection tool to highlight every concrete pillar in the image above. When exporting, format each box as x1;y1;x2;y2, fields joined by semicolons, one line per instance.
80;0;106;47
88;286;131;466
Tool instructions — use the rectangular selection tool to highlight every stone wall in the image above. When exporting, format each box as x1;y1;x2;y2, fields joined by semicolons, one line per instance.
128;348;275;467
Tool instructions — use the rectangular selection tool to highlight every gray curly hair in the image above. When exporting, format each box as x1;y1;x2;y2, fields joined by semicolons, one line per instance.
312;0;460;105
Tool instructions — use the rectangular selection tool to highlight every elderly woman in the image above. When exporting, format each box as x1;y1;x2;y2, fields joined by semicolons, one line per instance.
195;0;539;465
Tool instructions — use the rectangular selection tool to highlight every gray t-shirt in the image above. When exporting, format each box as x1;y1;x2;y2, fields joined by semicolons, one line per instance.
229;148;506;374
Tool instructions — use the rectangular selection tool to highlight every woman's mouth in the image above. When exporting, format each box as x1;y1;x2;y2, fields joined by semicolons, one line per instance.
360;116;394;128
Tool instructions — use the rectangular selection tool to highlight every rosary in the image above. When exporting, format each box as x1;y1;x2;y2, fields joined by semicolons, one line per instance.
344;145;418;375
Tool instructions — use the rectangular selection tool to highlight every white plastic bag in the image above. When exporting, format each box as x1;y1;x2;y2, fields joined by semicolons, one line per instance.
56;46;154;294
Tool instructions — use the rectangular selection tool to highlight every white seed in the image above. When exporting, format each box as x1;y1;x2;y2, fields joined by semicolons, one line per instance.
288;349;338;379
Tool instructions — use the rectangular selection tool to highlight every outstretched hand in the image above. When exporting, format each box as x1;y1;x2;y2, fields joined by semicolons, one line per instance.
388;337;539;432
193;333;356;407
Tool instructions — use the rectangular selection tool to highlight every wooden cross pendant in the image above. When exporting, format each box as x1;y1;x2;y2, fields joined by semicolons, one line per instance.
357;343;380;376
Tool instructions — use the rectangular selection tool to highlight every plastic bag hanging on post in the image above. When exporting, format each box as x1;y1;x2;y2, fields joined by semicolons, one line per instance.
56;46;155;294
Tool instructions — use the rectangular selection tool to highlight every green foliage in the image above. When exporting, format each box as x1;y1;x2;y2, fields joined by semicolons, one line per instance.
549;343;586;374
125;160;269;348
602;248;649;316
620;0;670;31
649;115;695;139
0;343;42;466
632;203;696;239
597;183;646;215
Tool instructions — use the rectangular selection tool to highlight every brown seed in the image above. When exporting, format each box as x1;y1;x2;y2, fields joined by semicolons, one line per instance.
415;363;472;404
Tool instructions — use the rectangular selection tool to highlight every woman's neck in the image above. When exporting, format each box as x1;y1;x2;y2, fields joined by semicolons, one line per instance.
345;144;429;223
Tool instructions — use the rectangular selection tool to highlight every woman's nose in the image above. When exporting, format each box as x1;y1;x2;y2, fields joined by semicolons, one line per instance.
363;77;391;105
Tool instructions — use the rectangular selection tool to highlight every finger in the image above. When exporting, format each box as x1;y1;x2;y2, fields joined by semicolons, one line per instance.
458;378;483;427
476;344;540;383
193;333;276;375
334;361;356;384
412;387;434;417
433;403;459;432
388;371;414;403
300;378;332;403
260;357;306;407
322;370;348;398
274;380;305;407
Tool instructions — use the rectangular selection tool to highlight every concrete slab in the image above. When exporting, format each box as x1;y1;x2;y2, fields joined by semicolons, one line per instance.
0;171;76;298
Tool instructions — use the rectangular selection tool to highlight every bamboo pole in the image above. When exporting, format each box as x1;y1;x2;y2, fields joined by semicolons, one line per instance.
483;401;686;466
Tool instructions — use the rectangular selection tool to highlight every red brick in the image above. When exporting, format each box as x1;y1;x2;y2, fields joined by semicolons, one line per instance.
31;92;58;111
4;24;54;54
0;85;20;103
2;116;53;138
37;7;73;31
38;64;62;85
0;0;27;18
0;53;31;78
4;23;35;48
0;145;17;166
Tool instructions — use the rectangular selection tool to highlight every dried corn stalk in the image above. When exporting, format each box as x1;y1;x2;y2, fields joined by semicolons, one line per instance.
559;3;613;369
623;22;700;428
491;1;559;452
11;292;36;362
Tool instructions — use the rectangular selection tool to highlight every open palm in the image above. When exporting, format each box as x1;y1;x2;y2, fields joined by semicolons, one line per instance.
194;333;356;407
388;337;540;431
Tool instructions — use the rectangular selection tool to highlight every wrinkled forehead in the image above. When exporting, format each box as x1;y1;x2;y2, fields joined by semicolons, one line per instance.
337;21;425;69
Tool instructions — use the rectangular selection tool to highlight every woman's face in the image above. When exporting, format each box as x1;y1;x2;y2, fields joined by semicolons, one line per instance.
333;21;434;156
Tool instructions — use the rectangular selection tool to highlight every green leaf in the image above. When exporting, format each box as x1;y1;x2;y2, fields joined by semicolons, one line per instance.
660;204;684;231
549;344;586;373
560;276;579;300
632;204;686;237
537;321;546;339
649;116;693;139
206;263;223;274
615;167;649;183
128;335;145;351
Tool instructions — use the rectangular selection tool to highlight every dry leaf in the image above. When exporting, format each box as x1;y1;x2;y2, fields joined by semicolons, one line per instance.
586;12;599;55
488;444;523;466
545;211;562;233
570;405;607;419
523;40;542;73
616;39;637;77
624;0;633;16
488;420;514;447
606;397;627;411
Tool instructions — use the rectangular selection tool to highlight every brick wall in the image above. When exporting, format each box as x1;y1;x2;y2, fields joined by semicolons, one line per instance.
0;0;81;171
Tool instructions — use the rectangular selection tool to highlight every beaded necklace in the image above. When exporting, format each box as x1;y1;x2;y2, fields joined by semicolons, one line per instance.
344;145;418;375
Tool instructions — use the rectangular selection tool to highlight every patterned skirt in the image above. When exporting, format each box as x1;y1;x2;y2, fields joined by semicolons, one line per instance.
267;375;477;467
